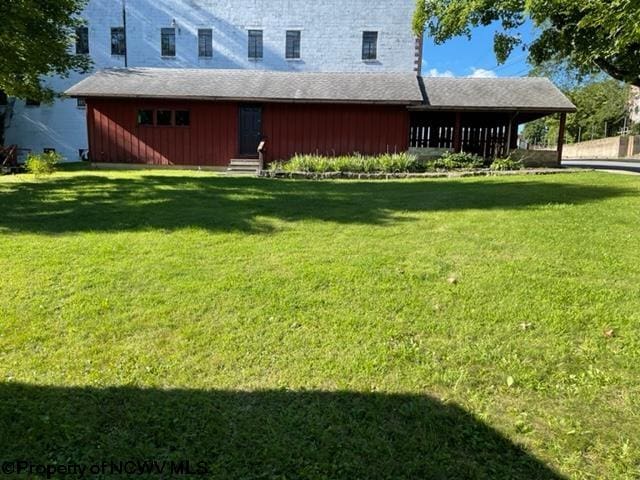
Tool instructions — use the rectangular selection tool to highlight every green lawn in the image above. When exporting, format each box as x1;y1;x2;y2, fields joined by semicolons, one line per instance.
1;168;639;479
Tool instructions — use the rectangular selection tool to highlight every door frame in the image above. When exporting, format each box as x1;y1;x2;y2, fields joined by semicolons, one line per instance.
238;104;263;157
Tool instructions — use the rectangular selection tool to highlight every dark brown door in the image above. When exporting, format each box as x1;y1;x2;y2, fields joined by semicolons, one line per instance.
238;106;262;156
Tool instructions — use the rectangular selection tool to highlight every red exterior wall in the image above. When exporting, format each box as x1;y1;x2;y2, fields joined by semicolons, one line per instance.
263;103;410;161
87;99;237;166
86;99;409;166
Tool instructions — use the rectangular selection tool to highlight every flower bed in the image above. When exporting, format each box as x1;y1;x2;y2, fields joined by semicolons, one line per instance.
265;152;566;179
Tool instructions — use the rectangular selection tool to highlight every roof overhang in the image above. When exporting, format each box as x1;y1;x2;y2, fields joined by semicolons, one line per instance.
407;105;576;113
65;69;576;115
415;77;577;114
70;93;423;106
65;68;424;105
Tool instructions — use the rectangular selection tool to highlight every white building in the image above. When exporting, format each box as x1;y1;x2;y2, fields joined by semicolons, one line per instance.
5;0;420;160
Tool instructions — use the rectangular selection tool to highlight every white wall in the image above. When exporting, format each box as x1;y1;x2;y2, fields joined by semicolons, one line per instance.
6;0;418;161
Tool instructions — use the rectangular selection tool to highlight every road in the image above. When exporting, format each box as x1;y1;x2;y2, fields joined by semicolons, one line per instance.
562;159;640;174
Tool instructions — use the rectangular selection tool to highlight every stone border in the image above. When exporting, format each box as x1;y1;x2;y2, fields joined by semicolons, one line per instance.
259;168;588;180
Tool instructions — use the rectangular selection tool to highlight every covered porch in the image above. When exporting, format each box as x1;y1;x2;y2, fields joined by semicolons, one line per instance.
410;77;576;164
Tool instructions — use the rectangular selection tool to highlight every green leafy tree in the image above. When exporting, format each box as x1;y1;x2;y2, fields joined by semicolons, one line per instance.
0;0;91;101
413;0;640;87
522;118;550;146
523;79;630;145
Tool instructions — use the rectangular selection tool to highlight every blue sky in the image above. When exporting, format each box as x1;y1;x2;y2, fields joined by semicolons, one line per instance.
421;20;538;78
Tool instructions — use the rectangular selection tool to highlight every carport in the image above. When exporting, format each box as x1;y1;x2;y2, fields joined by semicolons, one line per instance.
410;77;577;163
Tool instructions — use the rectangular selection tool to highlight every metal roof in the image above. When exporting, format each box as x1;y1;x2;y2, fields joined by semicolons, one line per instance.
65;68;424;105
414;77;576;112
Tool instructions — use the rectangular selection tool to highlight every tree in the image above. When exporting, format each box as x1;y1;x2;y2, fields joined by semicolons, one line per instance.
523;79;630;145
413;0;640;87
0;0;91;101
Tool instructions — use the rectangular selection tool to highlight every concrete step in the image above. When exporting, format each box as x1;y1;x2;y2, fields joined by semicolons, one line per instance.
226;169;259;176
229;159;260;167
227;158;260;176
226;163;260;175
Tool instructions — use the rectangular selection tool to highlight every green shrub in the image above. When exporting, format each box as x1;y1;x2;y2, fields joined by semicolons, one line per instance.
331;155;356;172
426;152;485;171
378;152;419;172
490;157;523;171
268;161;285;172
25;151;61;177
271;153;420;174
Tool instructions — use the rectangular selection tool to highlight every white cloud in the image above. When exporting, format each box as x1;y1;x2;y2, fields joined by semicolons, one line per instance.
425;68;455;78
423;67;500;78
468;68;498;78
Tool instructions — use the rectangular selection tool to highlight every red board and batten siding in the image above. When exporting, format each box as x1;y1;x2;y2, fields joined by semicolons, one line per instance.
86;98;410;166
87;99;237;166
262;104;409;160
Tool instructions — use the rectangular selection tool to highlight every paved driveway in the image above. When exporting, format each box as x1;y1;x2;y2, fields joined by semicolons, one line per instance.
562;159;640;174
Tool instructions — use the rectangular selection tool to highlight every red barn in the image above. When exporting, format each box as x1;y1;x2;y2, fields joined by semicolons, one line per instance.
65;68;421;170
66;68;576;170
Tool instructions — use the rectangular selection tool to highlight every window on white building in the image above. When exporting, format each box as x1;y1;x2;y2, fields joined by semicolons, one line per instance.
285;31;301;59
111;27;126;56
75;26;89;55
161;28;176;57
248;30;263;60
362;31;378;60
198;29;213;58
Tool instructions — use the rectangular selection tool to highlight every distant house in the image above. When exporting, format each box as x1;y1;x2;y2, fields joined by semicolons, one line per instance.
66;69;575;168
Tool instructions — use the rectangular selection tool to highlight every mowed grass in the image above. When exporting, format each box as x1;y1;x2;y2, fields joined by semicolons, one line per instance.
0;168;639;479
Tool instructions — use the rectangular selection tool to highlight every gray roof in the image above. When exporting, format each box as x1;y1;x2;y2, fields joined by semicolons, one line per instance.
65;68;424;105
416;77;576;112
66;69;575;112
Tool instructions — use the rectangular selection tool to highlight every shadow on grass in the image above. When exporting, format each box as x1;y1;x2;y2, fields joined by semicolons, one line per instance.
0;383;565;479
0;174;629;234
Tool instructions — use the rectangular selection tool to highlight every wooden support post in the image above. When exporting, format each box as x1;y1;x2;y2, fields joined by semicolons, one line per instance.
453;112;462;152
506;112;519;156
506;119;513;158
510;121;519;150
557;112;567;166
